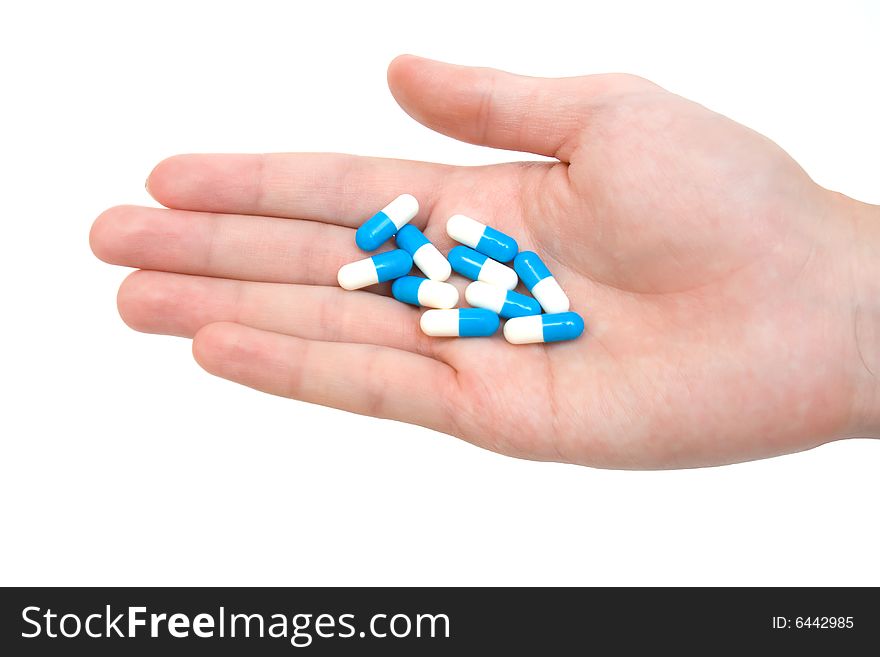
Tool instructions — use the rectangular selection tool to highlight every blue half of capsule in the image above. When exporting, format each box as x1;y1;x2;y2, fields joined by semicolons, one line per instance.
513;251;553;291
356;211;397;252
372;249;413;283
542;312;585;343
391;276;424;306
459;308;500;337
448;245;488;280
395;224;429;254
501;290;542;318
476;225;518;263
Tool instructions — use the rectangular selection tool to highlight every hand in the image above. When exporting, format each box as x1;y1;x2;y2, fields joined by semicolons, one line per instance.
90;55;880;468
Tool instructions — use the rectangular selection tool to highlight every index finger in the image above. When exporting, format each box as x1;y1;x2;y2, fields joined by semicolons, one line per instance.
146;153;452;228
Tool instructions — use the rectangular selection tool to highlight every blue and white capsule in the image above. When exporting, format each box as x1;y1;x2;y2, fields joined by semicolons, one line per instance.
465;281;541;319
513;251;570;314
446;214;518;263
355;194;419;252
392;276;459;309
448;246;518;291
420;308;500;337
503;312;585;344
395;224;451;281
337;250;412;290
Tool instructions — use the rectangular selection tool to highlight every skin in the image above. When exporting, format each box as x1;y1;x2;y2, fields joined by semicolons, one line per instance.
89;55;880;469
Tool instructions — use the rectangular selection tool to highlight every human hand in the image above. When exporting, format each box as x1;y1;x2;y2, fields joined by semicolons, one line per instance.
90;55;880;468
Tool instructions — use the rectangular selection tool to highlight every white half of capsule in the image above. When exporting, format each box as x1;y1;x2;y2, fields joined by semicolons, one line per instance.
412;243;452;281
531;276;570;313
478;258;518;290
420;309;461;337
446;214;485;249
503;315;545;344
384;194;420;229
417;280;459;309
337;258;379;290
464;281;506;313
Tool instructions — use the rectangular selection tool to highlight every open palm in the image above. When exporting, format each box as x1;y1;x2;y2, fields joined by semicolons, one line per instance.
90;55;868;468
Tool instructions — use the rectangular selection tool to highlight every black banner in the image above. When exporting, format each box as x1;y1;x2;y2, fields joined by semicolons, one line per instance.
1;587;876;654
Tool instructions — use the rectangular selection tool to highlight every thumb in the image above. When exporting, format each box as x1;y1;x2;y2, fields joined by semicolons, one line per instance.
387;55;637;160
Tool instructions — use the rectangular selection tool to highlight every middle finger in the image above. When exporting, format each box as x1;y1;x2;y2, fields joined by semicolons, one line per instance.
91;205;373;285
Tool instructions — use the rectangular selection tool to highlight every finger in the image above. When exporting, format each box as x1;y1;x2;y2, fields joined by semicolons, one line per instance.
387;55;648;160
90;205;369;285
146;152;450;226
193;322;458;433
118;270;431;356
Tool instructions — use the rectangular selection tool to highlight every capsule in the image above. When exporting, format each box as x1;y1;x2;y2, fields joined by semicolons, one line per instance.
448;246;518;291
337;250;412;290
392;276;459;309
503;312;585;344
420;308;500;337
465;281;541;319
513;251;570;313
395;224;451;281
355;194;419;252
446;214;518;262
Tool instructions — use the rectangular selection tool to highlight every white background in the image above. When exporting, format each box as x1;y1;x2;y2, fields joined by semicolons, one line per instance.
1;0;877;586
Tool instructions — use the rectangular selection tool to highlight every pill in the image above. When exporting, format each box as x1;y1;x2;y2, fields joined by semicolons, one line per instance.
355;194;419;252
446;214;518;262
503;312;585;344
337;249;413;290
420;308;500;337
513;251;570;313
465;281;541;319
392;276;459;309
448;246;518;290
395;224;451;281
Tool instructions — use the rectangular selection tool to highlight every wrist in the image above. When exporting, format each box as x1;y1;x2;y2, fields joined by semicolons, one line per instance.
836;192;880;437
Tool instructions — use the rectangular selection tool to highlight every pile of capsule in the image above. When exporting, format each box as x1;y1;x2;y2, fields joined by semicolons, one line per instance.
336;194;584;344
